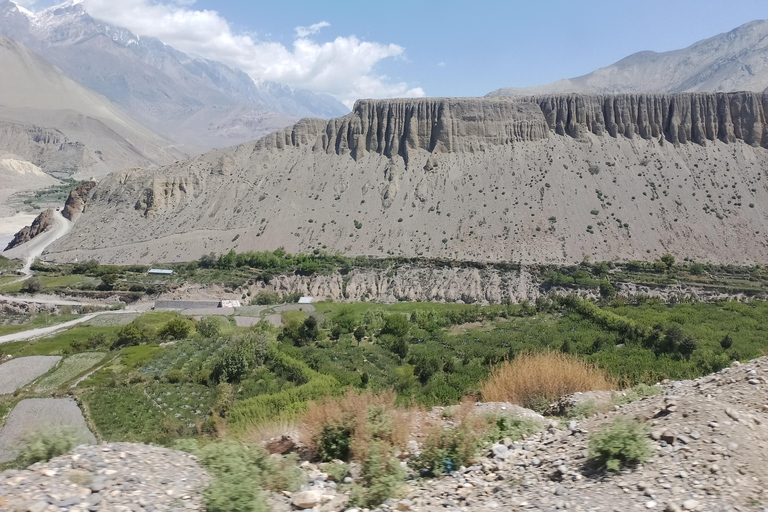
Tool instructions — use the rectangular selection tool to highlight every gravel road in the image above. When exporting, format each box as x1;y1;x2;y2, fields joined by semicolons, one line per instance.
0;356;61;394
0;398;96;463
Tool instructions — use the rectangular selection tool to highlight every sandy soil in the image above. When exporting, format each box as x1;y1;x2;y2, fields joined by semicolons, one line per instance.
0;356;61;395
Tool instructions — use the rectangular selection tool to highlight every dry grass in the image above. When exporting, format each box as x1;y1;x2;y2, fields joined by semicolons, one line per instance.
300;389;412;460
481;351;615;411
237;418;300;446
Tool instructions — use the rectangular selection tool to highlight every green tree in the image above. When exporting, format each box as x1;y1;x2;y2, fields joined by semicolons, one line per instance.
100;274;119;290
298;316;319;346
197;316;223;338
114;321;154;348
353;325;368;346
380;314;410;338
159;318;193;340
660;254;675;269
719;333;733;350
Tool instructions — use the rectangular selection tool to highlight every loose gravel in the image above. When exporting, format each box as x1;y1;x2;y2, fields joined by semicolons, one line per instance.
0;398;96;463
0;443;209;511
0;356;61;394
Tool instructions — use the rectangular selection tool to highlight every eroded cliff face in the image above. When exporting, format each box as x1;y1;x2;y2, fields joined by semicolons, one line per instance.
62;180;96;221
5;208;54;251
45;93;768;266
258;93;768;159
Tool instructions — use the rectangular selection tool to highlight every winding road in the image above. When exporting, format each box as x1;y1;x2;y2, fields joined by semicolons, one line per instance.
2;210;72;280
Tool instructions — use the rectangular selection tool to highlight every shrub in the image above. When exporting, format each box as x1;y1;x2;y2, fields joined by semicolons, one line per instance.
321;461;350;482
411;423;479;475
197;316;223;338
166;369;185;384
175;439;302;512
17;428;78;467
588;418;651;471
350;441;404;508
480;351;615;411
252;291;280;305
113;321;154;349
211;338;257;384
21;278;42;294
159;318;193;340
300;390;410;462
719;333;733;350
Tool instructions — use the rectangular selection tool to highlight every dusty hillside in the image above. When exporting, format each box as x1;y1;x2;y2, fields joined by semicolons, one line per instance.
489;19;768;97
0;36;184;180
45;93;768;265
0;153;58;216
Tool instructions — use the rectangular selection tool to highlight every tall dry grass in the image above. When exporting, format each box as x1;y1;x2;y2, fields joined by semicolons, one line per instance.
480;351;615;411
300;389;412;460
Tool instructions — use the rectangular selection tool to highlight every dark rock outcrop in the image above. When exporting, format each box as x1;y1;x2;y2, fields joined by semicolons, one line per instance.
4;208;54;251
62;180;96;221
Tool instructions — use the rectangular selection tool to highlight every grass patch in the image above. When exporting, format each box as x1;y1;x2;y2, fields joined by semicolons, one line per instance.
0;313;82;337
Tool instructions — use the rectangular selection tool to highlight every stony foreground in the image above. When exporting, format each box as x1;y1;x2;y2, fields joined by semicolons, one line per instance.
0;443;209;512
399;358;768;512
1;358;767;512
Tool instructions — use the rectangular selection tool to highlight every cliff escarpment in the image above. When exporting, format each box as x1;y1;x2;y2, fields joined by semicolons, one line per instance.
257;93;768;163
45;93;768;266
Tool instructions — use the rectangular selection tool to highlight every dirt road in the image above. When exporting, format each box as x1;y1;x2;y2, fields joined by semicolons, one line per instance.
2;210;72;279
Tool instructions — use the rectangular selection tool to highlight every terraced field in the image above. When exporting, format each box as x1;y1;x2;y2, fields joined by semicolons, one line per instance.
34;352;106;392
0;356;61;394
0;398;96;463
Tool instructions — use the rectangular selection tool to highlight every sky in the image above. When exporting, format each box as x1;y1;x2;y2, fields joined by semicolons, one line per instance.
16;0;768;107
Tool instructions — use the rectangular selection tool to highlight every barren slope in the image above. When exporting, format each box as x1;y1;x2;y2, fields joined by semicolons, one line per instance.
45;93;768;265
489;19;768;97
0;36;183;180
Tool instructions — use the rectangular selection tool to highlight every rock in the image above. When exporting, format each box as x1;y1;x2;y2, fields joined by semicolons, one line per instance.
660;430;677;444
292;490;324;509
265;435;297;455
4;208;55;251
646;500;658;508
490;444;510;460
725;409;741;421
396;499;414;511
62;181;96;222
682;499;700;510
319;494;349;512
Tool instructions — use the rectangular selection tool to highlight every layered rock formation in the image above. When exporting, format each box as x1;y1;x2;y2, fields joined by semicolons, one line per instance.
45;93;768;265
62;180;96;221
5;207;53;250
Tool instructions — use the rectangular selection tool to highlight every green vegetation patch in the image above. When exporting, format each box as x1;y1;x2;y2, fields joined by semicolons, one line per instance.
35;352;106;392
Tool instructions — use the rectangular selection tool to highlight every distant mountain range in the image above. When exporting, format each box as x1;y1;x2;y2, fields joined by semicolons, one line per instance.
0;0;349;149
488;19;768;97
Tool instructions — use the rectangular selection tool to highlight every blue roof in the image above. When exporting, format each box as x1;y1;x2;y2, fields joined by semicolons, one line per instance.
148;269;174;275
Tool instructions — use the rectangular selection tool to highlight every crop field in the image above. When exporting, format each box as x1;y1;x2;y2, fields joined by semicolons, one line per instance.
0;356;61;394
34;352;106;392
0;398;96;463
145;383;214;428
141;337;228;376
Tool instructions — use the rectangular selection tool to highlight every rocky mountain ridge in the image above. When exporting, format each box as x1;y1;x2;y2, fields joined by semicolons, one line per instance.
489;19;768;97
4;208;54;251
0;0;349;149
44;92;768;266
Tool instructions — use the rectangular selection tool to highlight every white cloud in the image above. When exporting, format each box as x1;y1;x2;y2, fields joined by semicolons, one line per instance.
295;21;330;38
79;0;425;107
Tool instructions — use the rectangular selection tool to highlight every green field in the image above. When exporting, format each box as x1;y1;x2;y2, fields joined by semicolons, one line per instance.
0;313;83;337
34;352;107;392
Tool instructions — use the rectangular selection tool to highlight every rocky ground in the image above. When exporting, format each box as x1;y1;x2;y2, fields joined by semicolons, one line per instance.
0;443;209;512
1;358;766;512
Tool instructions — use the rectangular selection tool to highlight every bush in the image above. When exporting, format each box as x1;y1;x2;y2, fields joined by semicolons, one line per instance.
175;439;302;512
300;390;410;462
480;351;615;412
113;321;154;349
17;428;78;467
159;318;193;340
411;423;478;475
21;278;42;294
350;441;404;508
211;338;257;384
197;316;223;338
252;291;280;306
588;418;652;471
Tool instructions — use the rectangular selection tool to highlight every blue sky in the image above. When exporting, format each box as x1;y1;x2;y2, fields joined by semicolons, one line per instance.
23;0;768;103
